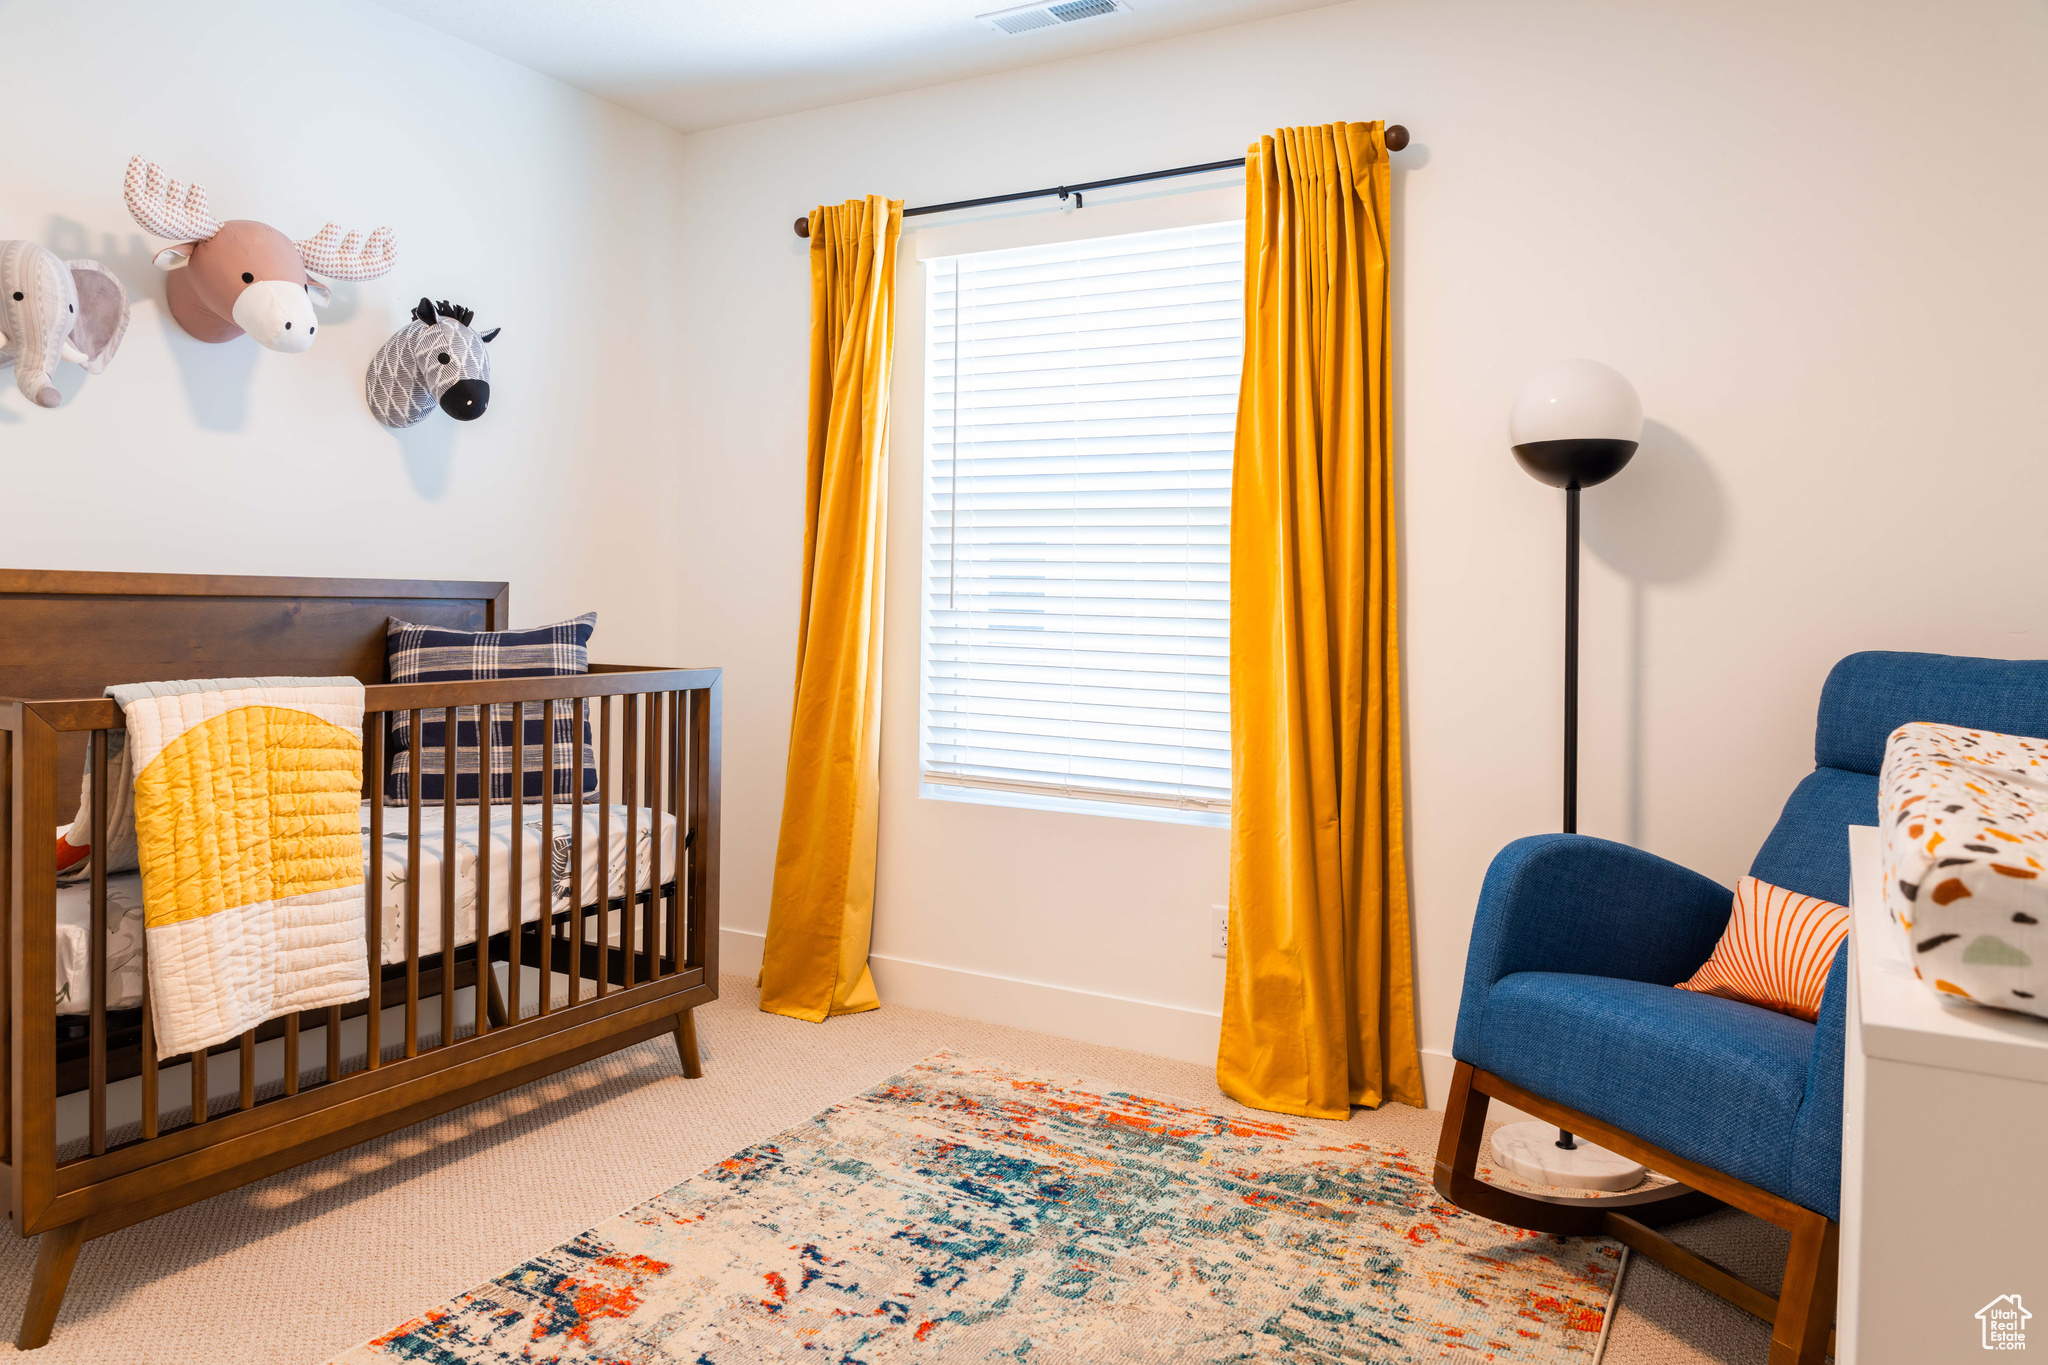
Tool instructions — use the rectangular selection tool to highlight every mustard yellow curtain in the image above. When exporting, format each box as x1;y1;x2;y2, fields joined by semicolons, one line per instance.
1218;123;1423;1119
759;195;902;1022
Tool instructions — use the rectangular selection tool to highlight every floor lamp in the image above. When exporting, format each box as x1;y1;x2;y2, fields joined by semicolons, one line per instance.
1490;358;1650;1192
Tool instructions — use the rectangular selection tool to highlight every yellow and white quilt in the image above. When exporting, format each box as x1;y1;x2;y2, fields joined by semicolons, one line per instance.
110;676;370;1057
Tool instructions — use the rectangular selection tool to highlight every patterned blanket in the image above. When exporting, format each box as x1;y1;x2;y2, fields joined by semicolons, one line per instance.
1881;721;2048;1020
112;676;370;1056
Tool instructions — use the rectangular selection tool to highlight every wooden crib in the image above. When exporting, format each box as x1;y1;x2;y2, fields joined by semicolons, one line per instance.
0;570;721;1348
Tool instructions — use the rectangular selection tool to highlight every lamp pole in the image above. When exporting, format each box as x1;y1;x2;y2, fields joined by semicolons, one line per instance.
1503;359;1646;1186
1564;485;1579;835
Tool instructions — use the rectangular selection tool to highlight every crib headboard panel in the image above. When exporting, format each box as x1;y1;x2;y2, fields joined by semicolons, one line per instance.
0;568;509;812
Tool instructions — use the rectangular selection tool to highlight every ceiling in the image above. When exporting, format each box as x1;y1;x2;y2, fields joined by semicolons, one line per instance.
372;0;1345;132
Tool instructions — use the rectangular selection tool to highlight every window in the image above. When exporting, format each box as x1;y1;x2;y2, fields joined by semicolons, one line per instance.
920;220;1244;822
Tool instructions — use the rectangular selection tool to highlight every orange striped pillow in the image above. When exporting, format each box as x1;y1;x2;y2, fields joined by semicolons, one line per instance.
1676;877;1848;1022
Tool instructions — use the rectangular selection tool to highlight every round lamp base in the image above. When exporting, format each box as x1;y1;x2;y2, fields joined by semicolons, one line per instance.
1491;1121;1647;1192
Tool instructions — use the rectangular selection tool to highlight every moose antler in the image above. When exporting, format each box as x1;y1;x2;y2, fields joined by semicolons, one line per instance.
295;222;397;281
123;156;222;242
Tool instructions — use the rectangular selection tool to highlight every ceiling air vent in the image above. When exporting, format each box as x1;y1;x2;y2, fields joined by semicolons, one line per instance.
980;0;1129;37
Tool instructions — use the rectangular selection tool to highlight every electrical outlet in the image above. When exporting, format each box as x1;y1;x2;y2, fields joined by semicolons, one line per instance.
1212;902;1229;959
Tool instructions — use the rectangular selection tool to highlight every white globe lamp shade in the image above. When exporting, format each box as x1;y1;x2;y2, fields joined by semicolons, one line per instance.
1509;360;1643;489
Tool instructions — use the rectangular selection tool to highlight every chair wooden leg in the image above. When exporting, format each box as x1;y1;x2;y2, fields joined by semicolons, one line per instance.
1433;1062;1604;1234
1769;1210;1838;1365
18;1221;85;1350
1437;1062;1837;1358
1433;1060;1492;1198
673;1008;702;1079
1433;1062;1710;1236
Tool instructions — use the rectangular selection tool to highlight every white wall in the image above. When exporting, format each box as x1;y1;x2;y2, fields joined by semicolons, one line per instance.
0;0;691;661
675;0;2048;1096
15;0;2045;1104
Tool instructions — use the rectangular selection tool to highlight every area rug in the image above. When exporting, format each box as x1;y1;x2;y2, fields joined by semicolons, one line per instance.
334;1053;1620;1363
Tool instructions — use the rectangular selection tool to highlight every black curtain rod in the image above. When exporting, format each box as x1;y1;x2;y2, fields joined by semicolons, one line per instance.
793;124;1409;237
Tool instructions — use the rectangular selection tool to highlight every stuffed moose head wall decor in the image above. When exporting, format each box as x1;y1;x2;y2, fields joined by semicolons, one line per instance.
122;156;396;352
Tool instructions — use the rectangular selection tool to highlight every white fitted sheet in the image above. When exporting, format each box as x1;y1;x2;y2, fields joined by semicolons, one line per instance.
55;801;680;1013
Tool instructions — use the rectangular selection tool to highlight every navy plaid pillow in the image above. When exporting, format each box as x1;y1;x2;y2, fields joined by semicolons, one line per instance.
385;613;598;804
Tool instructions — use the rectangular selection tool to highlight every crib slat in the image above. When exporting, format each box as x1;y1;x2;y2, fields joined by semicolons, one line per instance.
539;699;555;1017
88;728;108;1155
645;692;663;981
190;1047;207;1126
441;707;458;1050
239;1031;255;1110
683;689;695;967
623;695;640;987
688;687;711;973
0;728;10;1167
406;710;423;1059
140;964;158;1140
569;697;586;1008
669;690;684;971
284;1013;300;1097
674;691;688;971
327;1006;342;1084
476;701;492;1037
508;705;524;1025
597;696;613;999
366;715;384;1071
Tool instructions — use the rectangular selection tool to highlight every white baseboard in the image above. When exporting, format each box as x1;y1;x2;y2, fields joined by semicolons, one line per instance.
1422;1047;1456;1115
719;928;1222;1067
719;926;766;977
720;928;1529;1120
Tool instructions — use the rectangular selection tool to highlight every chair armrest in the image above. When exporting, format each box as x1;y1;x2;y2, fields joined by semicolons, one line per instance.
1466;835;1734;987
1453;834;1733;1059
1787;941;1850;1220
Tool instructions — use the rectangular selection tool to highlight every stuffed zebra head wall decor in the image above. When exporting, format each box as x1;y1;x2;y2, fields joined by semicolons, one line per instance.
366;297;500;428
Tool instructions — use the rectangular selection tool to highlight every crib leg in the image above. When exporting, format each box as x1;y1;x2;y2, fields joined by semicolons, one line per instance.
484;957;509;1028
673;1009;703;1079
18;1221;85;1350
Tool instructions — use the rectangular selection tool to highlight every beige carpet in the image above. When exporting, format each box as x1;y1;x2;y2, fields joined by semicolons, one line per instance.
0;976;1793;1363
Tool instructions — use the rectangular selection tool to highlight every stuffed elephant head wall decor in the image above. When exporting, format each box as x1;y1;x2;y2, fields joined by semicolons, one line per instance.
123;156;396;352
0;240;130;408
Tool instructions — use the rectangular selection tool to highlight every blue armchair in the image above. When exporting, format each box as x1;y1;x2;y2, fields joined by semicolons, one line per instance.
1434;651;2048;1365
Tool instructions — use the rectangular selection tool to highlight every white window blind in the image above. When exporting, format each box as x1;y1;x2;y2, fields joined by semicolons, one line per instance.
921;220;1244;817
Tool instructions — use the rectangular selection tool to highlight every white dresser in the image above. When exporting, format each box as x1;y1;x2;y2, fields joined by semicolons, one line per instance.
1839;824;2048;1363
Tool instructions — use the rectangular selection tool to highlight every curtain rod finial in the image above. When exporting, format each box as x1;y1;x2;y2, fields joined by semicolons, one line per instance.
1385;124;1410;151
794;216;811;238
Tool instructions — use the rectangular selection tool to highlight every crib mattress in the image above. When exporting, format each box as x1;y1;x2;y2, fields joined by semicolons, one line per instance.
56;801;680;1014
